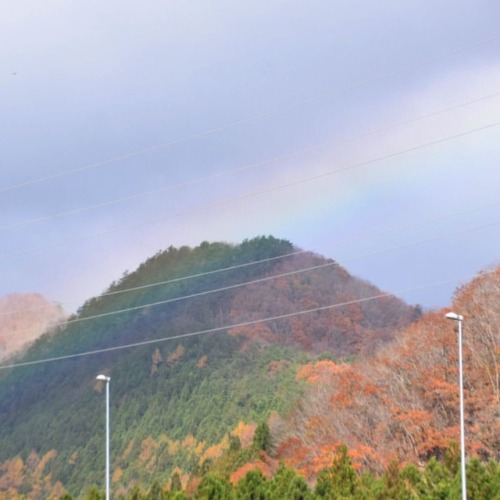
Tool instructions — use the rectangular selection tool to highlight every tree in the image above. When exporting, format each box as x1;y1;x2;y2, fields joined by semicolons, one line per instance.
234;469;268;499
378;460;416;499
195;474;232;500
315;445;361;499
267;464;313;500
229;435;242;453
149;480;165;499
465;458;500;500
253;422;271;453
128;484;145;499
170;471;182;493
85;486;105;500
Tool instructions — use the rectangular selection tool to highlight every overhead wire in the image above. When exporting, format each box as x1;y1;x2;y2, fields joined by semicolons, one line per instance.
1;268;495;371
2;89;500;231
1;33;499;195
2;119;500;261
2;196;500;318
2;215;498;340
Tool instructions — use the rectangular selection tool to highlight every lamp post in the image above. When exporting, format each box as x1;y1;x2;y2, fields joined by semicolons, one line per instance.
96;374;111;500
445;312;466;500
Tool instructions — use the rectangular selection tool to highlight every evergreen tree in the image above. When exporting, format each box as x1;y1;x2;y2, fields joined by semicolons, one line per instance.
266;463;297;499
167;493;188;500
235;469;268;499
421;457;453;498
85;486;105;500
466;458;500;500
195;474;232;500
378;461;416;499
253;422;271;453
266;462;312;500
315;445;361;499
170;472;182;493
282;475;313;500
229;435;242;453
128;484;145;500
149;480;165;499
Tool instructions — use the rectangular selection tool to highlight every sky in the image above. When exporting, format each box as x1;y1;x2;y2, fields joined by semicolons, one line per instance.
1;0;500;314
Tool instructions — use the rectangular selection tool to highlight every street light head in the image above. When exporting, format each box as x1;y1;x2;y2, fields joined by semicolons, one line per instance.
445;312;463;321
96;374;110;382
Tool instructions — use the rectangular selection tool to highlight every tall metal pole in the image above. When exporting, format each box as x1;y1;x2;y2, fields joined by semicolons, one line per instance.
445;313;466;500
97;375;111;500
457;317;467;500
105;377;110;500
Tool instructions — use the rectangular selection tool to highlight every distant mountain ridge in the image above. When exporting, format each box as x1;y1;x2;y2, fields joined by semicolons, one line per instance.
0;293;66;361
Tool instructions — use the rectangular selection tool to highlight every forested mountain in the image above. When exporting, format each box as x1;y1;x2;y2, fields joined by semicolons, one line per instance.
0;237;497;499
0;236;417;497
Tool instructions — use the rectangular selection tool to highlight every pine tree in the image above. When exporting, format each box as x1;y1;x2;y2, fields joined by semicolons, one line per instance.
195;474;232;500
253;422;271;453
315;444;360;499
235;469;267;499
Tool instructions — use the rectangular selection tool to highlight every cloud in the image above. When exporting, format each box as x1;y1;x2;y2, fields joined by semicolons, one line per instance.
1;1;500;312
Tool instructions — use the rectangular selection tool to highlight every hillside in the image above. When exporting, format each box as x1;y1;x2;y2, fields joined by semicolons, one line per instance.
0;236;418;497
0;293;66;361
275;266;500;476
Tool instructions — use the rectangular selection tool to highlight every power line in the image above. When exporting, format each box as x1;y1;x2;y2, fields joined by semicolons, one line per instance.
2;216;498;340
1;33;499;195
2;90;500;231
2;197;500;318
1;269;494;371
2;119;499;261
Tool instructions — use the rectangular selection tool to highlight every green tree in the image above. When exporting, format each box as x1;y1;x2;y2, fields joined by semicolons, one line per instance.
442;442;460;477
167;493;188;500
377;460;417;499
128;484;145;499
149;480;165;499
266;462;312;500
229;435;242;453
195;474;233;500
282;475;313;500
466;457;500;500
170;472;183;493
235;469;268;499
85;486;105;500
420;457;453;498
253;422;271;453
315;445;360;499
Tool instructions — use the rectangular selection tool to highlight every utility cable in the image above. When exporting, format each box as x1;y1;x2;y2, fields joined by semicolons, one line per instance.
2;197;500;317
2;216;498;339
1;33;499;194
2;90;500;231
2;119;499;260
1;269;495;371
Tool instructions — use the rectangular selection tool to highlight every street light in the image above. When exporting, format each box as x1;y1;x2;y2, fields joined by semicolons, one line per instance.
96;374;111;500
445;312;466;500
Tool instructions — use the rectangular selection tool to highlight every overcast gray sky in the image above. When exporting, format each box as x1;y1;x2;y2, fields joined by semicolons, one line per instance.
1;0;499;313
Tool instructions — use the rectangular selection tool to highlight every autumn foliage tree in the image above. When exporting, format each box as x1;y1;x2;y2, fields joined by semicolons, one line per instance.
276;266;500;476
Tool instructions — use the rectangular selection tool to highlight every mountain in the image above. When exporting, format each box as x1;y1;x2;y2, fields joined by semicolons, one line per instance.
0;236;419;497
0;293;66;361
